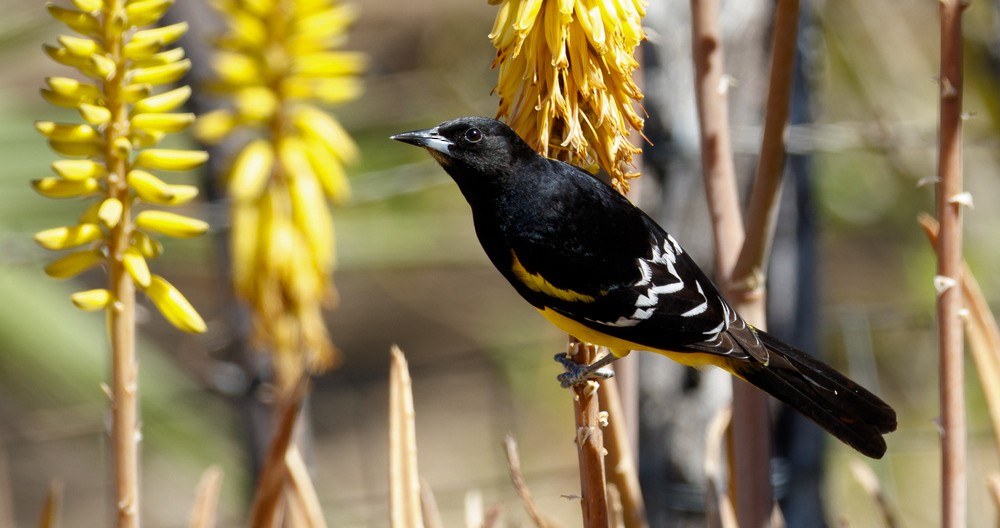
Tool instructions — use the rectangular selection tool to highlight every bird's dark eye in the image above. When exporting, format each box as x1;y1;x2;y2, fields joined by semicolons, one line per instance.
464;127;483;143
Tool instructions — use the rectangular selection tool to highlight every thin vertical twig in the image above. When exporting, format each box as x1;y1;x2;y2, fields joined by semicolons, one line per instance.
727;2;800;526
569;339;610;528
689;0;745;277
937;3;968;526
503;434;551;528
598;376;647;528
690;0;800;525
920;215;1000;457
189;466;223;528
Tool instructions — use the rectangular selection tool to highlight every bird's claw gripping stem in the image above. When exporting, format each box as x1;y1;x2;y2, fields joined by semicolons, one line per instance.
554;352;617;388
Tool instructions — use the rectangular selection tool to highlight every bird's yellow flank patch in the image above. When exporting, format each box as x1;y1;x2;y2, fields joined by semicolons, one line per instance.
510;251;597;303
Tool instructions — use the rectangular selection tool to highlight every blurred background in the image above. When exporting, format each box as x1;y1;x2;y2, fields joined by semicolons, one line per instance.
0;0;999;526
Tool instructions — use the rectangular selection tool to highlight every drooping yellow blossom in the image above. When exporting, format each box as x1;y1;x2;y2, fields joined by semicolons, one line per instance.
490;0;646;193
37;0;208;334
196;0;365;389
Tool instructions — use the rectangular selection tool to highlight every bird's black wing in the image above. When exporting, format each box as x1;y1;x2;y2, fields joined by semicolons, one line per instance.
496;158;762;360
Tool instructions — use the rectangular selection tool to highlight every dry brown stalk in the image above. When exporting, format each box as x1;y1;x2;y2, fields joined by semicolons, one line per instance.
568;339;611;528
503;434;551;528
36;479;63;528
247;376;309;528
597;377;647;528
189;466;223;528
849;460;901;528
690;0;800;524
285;445;327;528
937;2;969;526
920;214;1000;456
388;345;424;528
419;478;444;528
703;407;736;528
988;474;1000;521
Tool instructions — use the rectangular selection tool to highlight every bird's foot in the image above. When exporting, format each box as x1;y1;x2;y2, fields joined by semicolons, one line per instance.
554;353;616;388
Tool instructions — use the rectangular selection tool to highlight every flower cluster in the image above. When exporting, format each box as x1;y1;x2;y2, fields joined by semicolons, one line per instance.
37;0;208;333
196;0;365;388
490;0;646;193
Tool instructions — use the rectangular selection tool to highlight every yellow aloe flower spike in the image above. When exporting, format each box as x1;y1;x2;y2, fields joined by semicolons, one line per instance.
36;0;208;333
197;0;365;390
490;0;647;193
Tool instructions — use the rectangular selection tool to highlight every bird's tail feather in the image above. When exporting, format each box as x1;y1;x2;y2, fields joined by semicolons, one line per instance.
730;330;897;459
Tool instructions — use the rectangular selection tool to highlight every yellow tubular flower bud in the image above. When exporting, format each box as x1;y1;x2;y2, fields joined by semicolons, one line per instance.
47;77;101;100
78;103;111;126
228;139;274;202
34;223;103;250
72;0;102;12
230;203;259;292
289;168;335;271
129;59;191;85
32;177;100;198
213;52;259;85
49;140;103;158
131;230;164;259
133;148;208;171
292;51;367;77
123;38;164;60
135;210;209;238
127;169;174;202
57;35;101;57
302;134;350;203
131;112;195;133
146;275;207;333
52;159;108;181
125;0;175;27
132;48;186;69
234;87;277;122
121;83;152;102
123;247;152;287
47;5;100;36
44;249;105;279
35;121;101;142
192;109;236;144
132;85;192;114
131;22;189;47
89;53;117;81
70;289;113;311
292;105;359;163
97;198;124;228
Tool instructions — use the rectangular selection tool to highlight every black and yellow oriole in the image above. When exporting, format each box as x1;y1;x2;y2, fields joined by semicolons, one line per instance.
392;116;896;459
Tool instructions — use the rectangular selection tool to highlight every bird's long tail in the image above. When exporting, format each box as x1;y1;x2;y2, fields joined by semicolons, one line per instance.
729;330;897;459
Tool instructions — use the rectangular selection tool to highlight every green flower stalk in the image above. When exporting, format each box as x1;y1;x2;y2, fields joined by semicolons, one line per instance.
196;0;365;391
490;0;646;193
36;0;207;525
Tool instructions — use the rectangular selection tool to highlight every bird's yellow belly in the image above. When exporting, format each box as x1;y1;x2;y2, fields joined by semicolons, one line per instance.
535;307;734;371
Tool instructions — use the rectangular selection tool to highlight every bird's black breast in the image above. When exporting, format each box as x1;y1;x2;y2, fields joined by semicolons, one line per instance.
476;157;650;297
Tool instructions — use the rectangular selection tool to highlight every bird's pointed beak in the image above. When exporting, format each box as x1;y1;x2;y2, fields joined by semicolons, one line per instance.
391;127;454;156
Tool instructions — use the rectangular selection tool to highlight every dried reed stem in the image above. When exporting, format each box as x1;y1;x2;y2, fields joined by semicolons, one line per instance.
598;376;647;528
189;466;223;528
691;0;799;524
389;346;424;528
937;2;968;527
920;215;1000;457
569;339;610;527
503;434;551;528
248;377;308;527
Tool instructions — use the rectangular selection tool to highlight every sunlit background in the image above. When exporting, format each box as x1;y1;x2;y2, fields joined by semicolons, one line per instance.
1;0;999;526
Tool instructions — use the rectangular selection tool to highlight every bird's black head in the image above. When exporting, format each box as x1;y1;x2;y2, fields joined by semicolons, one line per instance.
391;117;534;191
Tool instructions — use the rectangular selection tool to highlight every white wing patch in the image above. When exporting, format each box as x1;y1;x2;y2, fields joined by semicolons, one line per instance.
593;237;696;328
